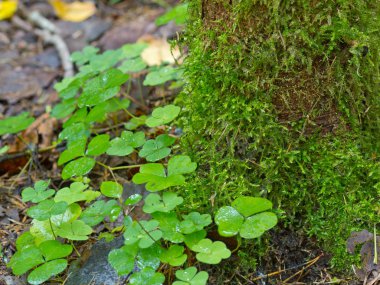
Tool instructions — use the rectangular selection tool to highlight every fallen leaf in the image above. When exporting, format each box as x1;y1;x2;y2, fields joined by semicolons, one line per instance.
138;35;181;66
0;0;17;20
49;0;96;22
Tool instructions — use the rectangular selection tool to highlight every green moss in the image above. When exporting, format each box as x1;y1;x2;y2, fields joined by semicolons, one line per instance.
178;0;380;272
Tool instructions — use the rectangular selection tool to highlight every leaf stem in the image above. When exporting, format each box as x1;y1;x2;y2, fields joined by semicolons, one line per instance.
49;218;57;239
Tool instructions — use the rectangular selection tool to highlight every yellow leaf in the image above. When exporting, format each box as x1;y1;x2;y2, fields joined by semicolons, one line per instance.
0;0;18;20
49;0;96;22
138;35;182;66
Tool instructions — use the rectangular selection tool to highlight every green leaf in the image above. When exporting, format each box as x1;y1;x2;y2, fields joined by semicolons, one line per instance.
54;182;100;205
143;192;183;213
183;230;207;250
121;43;148;58
56;220;92;240
30;220;56;244
71;46;100;66
58;122;90;144
61;157;96;179
167;155;197;176
100;181;123;198
125;194;143;205
0;112;35;136
143;66;181;86
108;245;136;275
86;134;110;156
0;145;9;155
80;200;120;226
145;104;180;127
129;267;165;285
125;116;147;130
124;220;162;248
98;232;115;242
16;231;35;251
214;206;244;237
27;259;67;285
106;131;145;156
87;49;123;71
51;98;77;119
136;245;162;270
39;240;72;261
160;245;187;266
232;197;273;217
50;203;82;226
58;137;87;165
22;180;55;203
119;57;147;73
173;267;209;285
63;107;88;128
192;239;231;264
239;212;278;239
155;4;188;26
86;98;130;123
139;134;175;162
78;69;129;107
8;246;44;275
27;200;68;221
180;212;212;234
132;163;185;192
152;212;184;243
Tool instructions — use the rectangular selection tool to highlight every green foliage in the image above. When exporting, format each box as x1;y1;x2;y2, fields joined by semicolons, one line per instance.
0;112;35;136
155;4;188;26
192;239;231;264
173;267;208;285
21;180;55;203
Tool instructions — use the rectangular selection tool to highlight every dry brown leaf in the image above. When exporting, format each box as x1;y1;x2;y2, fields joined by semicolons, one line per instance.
49;0;96;22
138;35;181;66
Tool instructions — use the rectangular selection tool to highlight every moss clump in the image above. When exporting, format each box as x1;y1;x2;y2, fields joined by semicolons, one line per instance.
178;0;380;271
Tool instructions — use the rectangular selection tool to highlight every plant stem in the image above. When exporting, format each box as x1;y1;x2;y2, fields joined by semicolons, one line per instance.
49;218;57;239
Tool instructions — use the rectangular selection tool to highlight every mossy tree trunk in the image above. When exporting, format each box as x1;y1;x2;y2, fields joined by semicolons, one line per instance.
180;0;380;268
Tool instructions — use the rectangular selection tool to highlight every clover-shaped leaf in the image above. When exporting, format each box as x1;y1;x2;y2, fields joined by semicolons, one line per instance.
108;244;137;276
80;200;120;226
58;122;90;144
86;134;110;156
139;134;175;162
71;46;99;66
132;163;184;192
192;239;231;264
107;131;145;156
78;68;129;107
56;220;92;240
119;57;147;73
58;137;87;165
8;246;44;275
27;200;68;221
173;267;209;285
38;240;73;261
86;98;130;123
143;66;182;87
121;43;148;58
143;192;183;213
54;182;100;205
50;203;82;227
125;115;147;130
214;206;244;237
0;112;35;136
125;194;143;205
129;267;165;285
167;155;197;176
160;245;187;266
61;156;96;179
152;212;184;243
27;259;67;285
100;181;123;198
136;244;162;271
145;104;180;127
15;231;35;251
240;212;278;239
232;197;272;217
183;230;207;250
124;220;162;248
180;212;212;234
22;180;55;203
215;196;277;238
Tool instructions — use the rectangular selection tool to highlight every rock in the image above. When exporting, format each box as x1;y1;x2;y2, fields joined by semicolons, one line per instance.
66;236;126;285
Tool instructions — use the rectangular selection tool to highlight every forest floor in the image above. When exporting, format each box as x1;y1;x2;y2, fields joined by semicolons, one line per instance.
0;1;364;284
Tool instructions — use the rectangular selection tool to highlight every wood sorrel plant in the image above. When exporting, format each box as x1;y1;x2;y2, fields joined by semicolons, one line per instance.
6;42;278;284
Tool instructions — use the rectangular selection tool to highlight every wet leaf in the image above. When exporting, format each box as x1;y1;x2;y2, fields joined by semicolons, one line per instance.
152;212;184;243
183;230;206;250
56;220;92;240
80;200;120;226
125;194;143;206
173;267;209;285
232;197;272;217
143;66;182;86
54;182;100;205
8;246;44;275
139;134;175;162
86;134;110;156
192;239;231;264
49;0;96;22
107;131;145;156
129;267;165;285
240;212;278;239
38;240;72;261
124;220;162;248
119;57;147;73
167;155;197;176
125;116;147;130
214;206;244;237
160;245;187;266
180;212;212;234
61;156;96;179
58;137;87;165
27;200;68;221
145;104;180;127
108;245;136;275
27;259;67;285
